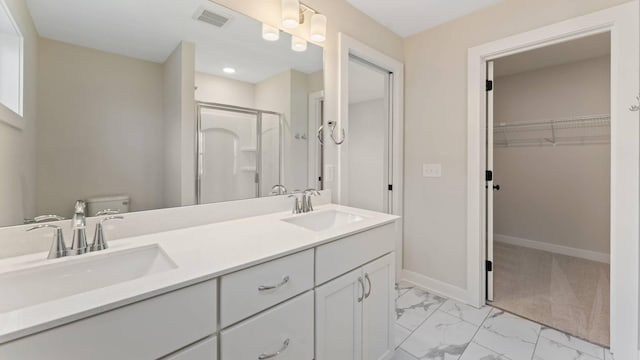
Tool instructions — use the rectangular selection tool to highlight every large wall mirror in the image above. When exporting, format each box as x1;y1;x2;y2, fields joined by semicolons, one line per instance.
4;0;324;227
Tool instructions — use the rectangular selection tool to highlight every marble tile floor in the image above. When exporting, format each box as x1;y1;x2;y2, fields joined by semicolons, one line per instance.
392;282;614;360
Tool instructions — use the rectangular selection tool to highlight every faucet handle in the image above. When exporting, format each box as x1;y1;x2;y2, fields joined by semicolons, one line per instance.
95;209;120;216
91;216;124;252
288;194;302;214
27;224;67;259
302;189;320;212
33;215;65;223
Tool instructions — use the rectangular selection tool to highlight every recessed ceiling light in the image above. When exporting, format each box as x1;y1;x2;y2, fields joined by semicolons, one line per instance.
223;67;236;74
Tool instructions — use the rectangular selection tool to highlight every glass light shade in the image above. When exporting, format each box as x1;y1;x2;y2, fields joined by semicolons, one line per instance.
310;13;327;42
281;0;300;29
291;36;307;52
262;23;280;41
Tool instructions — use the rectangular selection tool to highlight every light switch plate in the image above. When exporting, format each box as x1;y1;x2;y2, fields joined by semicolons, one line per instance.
423;164;442;177
325;164;334;182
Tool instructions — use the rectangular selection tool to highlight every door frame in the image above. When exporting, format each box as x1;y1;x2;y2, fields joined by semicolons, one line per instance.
466;2;639;357
308;91;324;190
337;33;405;277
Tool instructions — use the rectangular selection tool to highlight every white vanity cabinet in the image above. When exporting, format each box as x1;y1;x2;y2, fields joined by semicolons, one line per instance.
220;249;314;327
315;222;396;360
220;291;314;360
0;279;218;360
0;210;398;360
162;336;218;360
315;254;395;360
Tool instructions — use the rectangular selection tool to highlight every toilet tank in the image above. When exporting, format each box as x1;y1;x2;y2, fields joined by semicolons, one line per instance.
86;195;130;216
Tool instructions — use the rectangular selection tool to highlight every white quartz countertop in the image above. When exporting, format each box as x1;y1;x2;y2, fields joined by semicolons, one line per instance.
0;204;399;344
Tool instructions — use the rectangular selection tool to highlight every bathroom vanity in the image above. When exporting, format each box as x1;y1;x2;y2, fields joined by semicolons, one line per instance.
0;204;399;360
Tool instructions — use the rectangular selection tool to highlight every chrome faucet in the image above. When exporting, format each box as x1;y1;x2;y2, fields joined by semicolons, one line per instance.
67;200;88;256
91;215;123;252
288;194;302;214
302;189;320;213
27;224;67;259
270;184;288;195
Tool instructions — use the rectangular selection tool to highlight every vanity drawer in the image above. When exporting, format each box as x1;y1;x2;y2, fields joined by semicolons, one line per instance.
315;223;395;285
220;249;314;328
0;279;217;360
220;291;314;360
162;336;217;360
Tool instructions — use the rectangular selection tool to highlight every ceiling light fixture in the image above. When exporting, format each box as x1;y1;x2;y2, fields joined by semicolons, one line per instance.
262;23;280;41
281;0;300;29
310;13;327;42
279;1;327;42
291;36;307;52
222;67;236;74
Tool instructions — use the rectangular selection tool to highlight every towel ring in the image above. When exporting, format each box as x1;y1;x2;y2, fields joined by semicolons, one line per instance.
317;125;325;146
317;122;346;145
328;121;346;145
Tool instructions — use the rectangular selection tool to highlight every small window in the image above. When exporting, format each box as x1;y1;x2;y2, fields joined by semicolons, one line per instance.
0;0;23;118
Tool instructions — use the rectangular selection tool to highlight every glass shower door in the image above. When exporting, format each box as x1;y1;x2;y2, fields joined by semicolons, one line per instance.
198;106;259;204
259;112;282;196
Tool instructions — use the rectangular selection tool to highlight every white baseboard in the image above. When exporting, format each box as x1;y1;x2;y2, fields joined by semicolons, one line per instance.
494;234;610;264
401;269;471;305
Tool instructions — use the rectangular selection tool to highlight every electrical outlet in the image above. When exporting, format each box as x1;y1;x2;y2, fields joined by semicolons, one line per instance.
423;164;442;177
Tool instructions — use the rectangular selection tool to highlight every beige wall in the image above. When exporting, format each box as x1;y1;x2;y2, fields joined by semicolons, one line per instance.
195;72;255;108
403;0;632;289
494;56;611;255
0;0;37;226
36;38;165;217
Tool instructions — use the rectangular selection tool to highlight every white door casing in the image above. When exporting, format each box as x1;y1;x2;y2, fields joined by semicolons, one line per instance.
338;33;405;279
485;61;494;302
466;2;639;357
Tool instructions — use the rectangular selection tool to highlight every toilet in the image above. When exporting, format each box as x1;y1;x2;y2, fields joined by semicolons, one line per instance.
86;195;130;216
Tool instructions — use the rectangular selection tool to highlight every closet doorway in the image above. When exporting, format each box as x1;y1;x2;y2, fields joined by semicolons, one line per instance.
345;55;393;213
485;33;611;346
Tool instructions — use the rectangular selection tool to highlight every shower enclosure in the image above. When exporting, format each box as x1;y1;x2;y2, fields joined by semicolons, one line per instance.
196;102;283;204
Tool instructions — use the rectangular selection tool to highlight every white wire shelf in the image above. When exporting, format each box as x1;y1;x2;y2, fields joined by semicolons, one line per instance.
493;114;610;147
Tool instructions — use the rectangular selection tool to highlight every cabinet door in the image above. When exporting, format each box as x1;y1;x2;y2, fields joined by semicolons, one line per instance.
315;268;364;360
362;254;395;360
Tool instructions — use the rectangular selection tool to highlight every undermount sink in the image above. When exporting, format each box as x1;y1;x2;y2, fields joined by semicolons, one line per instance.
0;244;177;313
282;210;366;232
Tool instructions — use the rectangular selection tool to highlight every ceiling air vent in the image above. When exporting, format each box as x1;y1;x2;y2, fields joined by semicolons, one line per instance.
195;8;231;28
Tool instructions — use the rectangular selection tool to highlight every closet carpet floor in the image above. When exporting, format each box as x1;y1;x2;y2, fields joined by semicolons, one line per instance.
491;242;610;347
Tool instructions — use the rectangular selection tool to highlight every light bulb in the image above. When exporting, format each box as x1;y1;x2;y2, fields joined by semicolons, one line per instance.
310;13;327;42
281;0;300;29
291;36;307;52
262;23;280;41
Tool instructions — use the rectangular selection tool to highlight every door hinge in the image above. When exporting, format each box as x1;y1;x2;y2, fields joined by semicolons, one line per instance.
486;80;493;91
486;260;493;272
254;173;259;184
318;176;322;182
485;170;493;181
388;184;393;191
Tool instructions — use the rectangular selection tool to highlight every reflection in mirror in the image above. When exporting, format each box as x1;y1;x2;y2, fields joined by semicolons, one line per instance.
0;0;23;116
3;0;324;227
